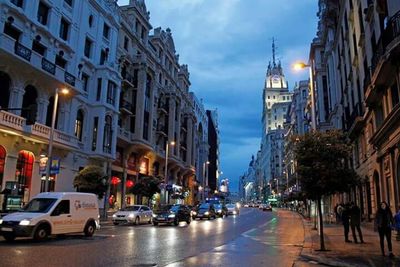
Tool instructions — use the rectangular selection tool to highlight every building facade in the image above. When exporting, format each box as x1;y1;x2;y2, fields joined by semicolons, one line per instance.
308;0;400;218
0;0;216;211
0;0;121;211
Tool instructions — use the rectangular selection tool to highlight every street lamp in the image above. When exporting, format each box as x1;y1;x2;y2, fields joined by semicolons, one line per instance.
293;61;316;130
164;140;175;204
202;160;209;202
44;88;69;192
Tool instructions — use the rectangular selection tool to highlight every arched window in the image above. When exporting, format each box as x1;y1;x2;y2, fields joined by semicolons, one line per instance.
21;85;38;119
0;72;11;109
103;115;112;153
75;109;84;141
0;145;6;187
16;150;35;192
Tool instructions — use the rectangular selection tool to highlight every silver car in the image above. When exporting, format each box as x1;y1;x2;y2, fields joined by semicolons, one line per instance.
226;203;239;215
112;205;153;225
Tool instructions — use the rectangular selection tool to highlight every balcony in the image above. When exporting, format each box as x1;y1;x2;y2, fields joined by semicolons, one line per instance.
366;10;400;106
0;110;79;149
119;99;133;115
347;103;365;140
14;42;31;61
64;71;76;86
121;71;136;89
117;126;131;143
158;103;168;114
42;58;56;75
156;124;168;137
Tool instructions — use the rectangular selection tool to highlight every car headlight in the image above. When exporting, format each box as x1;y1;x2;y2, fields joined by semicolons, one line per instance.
192;211;197;215
128;213;135;218
19;219;31;226
204;211;209;215
233;211;237;215
168;214;175;218
0;219;3;224
152;214;157;218
112;214;117;218
217;209;222;213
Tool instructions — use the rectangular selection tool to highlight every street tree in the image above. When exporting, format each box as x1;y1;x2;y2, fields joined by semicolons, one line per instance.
73;165;108;199
292;130;360;251
129;176;161;205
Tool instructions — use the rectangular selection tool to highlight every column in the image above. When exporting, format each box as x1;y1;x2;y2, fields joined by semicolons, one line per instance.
121;157;127;209
168;97;176;144
134;67;146;140
186;117;193;165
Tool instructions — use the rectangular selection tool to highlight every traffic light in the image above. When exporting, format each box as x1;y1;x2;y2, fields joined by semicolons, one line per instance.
26;104;38;125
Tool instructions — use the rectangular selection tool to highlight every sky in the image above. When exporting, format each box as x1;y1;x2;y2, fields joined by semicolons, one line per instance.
119;0;319;192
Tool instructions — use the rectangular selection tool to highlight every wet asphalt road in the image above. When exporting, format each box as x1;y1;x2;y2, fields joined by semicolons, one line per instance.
0;208;304;267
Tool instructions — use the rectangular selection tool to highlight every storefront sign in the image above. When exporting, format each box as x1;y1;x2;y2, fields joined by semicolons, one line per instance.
50;158;60;174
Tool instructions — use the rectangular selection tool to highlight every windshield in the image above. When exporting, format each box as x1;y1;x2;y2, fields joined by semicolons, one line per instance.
199;203;210;209
22;198;57;213
226;204;235;208
214;204;222;209
122;206;140;211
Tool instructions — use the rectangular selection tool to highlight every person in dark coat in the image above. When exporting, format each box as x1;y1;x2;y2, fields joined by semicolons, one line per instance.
349;202;364;243
374;201;395;257
342;203;351;242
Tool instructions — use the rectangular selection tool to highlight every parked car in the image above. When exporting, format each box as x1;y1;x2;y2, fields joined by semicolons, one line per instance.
112;205;153;225
262;203;273;211
214;204;228;218
0;192;100;242
152;204;191;226
226;203;240;215
194;203;216;220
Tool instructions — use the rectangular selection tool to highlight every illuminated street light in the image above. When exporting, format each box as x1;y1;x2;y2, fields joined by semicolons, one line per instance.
293;61;316;130
44;87;69;192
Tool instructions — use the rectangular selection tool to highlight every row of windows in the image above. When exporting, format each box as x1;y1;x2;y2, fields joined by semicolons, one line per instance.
266;95;292;100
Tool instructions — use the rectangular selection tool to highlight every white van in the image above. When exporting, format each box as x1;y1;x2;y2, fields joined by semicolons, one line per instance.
0;192;100;242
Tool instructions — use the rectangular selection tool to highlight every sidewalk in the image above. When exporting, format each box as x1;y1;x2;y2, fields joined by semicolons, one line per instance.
294;211;400;267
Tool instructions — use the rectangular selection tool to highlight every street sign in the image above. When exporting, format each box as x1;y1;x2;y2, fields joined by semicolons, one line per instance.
50;158;60;174
39;157;47;175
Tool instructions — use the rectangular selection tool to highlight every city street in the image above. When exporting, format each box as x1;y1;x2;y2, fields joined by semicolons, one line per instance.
0;208;304;267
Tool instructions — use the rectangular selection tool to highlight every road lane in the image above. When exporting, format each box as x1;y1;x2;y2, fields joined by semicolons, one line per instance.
0;208;304;267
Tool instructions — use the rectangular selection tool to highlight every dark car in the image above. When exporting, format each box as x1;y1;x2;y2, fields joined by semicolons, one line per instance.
194;203;216;220
262;203;273;211
214;203;228;218
152;204;191;226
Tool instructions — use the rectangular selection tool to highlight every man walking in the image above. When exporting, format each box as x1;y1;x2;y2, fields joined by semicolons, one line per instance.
350;202;364;244
342;203;351;243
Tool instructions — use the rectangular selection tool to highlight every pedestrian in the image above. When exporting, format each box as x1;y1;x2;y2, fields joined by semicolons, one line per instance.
342;203;351;243
394;206;400;241
349;202;364;244
374;201;395;257
334;203;342;224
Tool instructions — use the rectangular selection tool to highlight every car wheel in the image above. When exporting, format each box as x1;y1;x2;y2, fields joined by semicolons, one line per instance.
208;216;211;220
186;217;191;225
113;222;119;226
134;217;140;225
3;233;16;242
174;218;179;226
153;221;158;226
148;218;152;224
84;221;96;237
34;225;49;241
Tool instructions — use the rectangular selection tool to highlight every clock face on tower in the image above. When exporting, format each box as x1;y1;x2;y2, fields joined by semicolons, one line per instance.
272;75;280;84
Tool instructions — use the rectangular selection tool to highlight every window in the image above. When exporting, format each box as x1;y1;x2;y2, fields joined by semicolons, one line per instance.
88;15;93;27
82;73;89;92
11;0;23;8
59;18;69;41
55;54;67;69
4;22;22;41
16;150;34;190
32;40;46;56
37;1;49;25
103;23;110;39
267;96;270;99
51;200;70;216
75;109;84;141
103;115;112;153
0;146;6;187
84;38;92;58
106;81;116;105
391;81;400;108
124;36;129;50
96;78;102;101
64;0;72;6
100;49;107;65
92;117;98;151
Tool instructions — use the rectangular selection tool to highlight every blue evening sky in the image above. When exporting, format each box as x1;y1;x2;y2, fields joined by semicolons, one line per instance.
119;0;318;192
